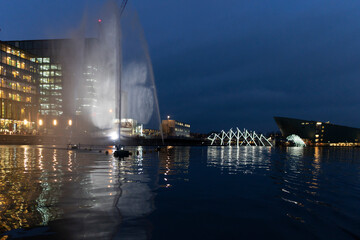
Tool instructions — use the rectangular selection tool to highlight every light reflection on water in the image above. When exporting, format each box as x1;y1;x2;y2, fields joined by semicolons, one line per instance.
0;145;163;239
207;146;272;174
0;146;360;239
204;146;360;238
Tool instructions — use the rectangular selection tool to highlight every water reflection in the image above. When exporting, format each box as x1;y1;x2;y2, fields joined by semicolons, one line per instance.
158;146;191;187
0;145;161;239
1;146;360;239
205;146;360;236
116;146;154;220
207;146;272;174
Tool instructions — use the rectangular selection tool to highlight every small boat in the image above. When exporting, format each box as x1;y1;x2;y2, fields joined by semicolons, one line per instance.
113;145;130;158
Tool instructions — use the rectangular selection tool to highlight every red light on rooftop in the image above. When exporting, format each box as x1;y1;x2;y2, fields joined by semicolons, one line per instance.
98;19;102;23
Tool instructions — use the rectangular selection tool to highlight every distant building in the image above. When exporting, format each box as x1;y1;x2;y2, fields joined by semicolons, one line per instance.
142;128;160;137
6;39;100;133
0;41;40;134
120;118;143;136
162;120;190;137
5;38;159;137
274;116;360;146
6;40;66;117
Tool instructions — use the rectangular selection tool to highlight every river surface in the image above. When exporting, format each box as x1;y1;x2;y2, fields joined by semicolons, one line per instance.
0;145;359;239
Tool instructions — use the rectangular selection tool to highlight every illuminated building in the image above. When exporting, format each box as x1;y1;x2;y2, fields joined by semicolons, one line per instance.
274;116;360;145
120;118;143;136
6;39;99;133
6;39;154;137
142;128;160;137
6;40;65;117
0;41;39;134
161;119;190;137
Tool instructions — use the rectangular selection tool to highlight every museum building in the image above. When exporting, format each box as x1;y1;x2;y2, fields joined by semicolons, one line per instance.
274;116;360;146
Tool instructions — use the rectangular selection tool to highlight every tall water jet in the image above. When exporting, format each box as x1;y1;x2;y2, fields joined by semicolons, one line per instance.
62;0;162;144
120;8;163;142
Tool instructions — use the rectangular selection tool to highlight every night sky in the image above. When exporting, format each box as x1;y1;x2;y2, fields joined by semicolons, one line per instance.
1;0;360;133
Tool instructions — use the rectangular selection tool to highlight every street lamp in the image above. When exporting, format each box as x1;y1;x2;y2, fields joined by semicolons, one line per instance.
167;115;170;120
68;119;72;126
53;119;57;126
38;119;43;126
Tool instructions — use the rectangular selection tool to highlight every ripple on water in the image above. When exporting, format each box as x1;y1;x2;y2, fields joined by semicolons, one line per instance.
1;146;360;239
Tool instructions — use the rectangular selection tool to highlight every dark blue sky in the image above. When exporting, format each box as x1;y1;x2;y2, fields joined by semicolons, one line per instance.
2;0;360;133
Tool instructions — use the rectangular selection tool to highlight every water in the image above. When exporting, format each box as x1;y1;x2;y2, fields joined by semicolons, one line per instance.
0;146;360;239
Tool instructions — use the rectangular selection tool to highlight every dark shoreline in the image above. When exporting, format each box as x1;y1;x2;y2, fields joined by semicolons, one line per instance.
0;134;207;146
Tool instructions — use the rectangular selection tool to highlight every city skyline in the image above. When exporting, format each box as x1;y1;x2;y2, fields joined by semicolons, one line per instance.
1;0;360;133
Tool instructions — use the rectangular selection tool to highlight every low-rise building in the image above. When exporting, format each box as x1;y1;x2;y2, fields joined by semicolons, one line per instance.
162;119;190;137
142;128;160;137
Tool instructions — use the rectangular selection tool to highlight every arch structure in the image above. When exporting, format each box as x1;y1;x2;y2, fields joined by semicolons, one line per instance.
207;128;273;147
286;134;306;147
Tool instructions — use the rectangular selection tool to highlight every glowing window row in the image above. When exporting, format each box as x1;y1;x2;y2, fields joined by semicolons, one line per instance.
175;121;190;128
0;78;36;94
0;66;34;82
40;110;63;116
40;103;63;110
0;44;30;60
40;78;62;84
35;58;50;64
0;56;37;72
40;90;62;96
40;64;62;70
0;90;32;102
41;84;62;90
40;71;62;77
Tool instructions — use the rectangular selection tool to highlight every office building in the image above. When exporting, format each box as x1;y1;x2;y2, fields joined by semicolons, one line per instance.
162;119;190;137
6;40;66;117
7;39;100;133
0;41;40;134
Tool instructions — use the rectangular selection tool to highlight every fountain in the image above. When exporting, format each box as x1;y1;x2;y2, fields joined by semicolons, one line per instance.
62;0;162;146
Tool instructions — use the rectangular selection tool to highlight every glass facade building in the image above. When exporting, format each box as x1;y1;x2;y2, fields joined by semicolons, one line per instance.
0;42;39;134
76;65;98;116
6;39;103;135
6;40;64;117
37;57;63;116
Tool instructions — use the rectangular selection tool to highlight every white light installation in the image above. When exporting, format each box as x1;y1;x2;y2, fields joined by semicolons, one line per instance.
207;128;273;147
286;134;306;147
